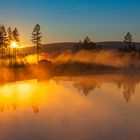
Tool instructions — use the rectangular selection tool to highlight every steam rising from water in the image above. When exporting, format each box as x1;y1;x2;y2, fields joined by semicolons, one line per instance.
0;49;139;84
40;50;140;68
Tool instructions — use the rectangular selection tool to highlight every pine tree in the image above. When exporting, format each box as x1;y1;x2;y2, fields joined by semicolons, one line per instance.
12;28;20;43
73;36;102;52
7;27;13;66
12;28;20;65
31;24;42;63
0;25;8;66
7;27;13;41
83;36;90;44
124;32;136;52
83;36;97;50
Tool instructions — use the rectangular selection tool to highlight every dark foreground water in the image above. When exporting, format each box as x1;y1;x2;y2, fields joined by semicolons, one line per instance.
0;73;140;140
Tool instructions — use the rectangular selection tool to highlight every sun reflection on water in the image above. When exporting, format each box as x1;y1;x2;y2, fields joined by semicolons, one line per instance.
0;79;42;113
0;75;139;140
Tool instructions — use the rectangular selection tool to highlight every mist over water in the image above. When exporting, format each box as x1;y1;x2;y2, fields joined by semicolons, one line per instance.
0;0;140;139
0;47;140;140
40;50;140;68
0;49;140;85
0;73;140;140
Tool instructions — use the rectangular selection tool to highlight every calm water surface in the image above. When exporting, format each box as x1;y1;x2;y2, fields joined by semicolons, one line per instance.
0;74;140;140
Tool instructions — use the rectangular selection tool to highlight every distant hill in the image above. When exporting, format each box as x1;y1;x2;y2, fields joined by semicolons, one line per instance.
21;42;75;55
21;42;140;55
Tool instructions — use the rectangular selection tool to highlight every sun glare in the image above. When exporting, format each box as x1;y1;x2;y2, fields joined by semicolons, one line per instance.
11;41;18;48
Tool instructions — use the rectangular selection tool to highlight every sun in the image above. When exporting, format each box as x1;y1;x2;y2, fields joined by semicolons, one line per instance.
11;41;18;48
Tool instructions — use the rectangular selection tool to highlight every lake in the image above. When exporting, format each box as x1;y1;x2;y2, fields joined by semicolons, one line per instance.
0;73;140;140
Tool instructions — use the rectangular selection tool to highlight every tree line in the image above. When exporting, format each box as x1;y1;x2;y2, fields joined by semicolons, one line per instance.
0;26;20;66
0;23;139;67
73;32;137;53
0;24;42;67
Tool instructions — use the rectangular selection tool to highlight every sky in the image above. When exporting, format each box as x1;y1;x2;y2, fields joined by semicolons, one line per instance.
0;0;140;46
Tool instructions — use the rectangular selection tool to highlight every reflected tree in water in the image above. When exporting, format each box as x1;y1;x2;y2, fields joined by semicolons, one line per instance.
12;92;18;110
0;92;18;112
0;81;40;114
72;73;139;102
73;79;100;96
116;74;138;102
31;91;40;114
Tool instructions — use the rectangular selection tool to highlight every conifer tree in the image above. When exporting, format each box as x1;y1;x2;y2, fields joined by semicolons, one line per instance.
12;28;20;65
7;27;13;65
0;25;8;66
31;24;42;63
124;32;136;52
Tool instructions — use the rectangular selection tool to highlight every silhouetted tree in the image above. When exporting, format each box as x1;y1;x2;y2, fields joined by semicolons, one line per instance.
84;36;90;44
7;27;12;37
73;36;102;52
31;24;42;63
123;32;136;52
83;36;93;49
7;27;13;66
12;28;20;43
12;28;20;65
0;25;8;66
